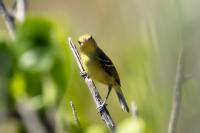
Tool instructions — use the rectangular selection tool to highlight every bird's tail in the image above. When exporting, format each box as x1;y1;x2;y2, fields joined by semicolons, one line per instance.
114;86;129;112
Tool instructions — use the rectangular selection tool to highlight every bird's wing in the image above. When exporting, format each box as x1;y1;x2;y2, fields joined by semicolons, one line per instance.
96;48;121;86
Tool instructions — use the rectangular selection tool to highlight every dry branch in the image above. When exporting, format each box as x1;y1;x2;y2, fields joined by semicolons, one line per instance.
70;101;81;127
13;0;27;23
168;46;185;133
0;0;16;40
0;0;26;39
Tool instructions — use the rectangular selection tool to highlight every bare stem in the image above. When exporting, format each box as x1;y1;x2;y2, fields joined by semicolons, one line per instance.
131;101;138;118
67;37;115;132
13;0;27;23
0;0;26;40
0;0;16;40
70;101;81;127
168;46;184;133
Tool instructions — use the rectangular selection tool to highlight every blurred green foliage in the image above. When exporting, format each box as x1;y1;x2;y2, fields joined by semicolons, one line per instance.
0;17;73;132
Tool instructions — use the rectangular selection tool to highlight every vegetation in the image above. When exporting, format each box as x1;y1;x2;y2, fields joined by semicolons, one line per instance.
0;0;199;133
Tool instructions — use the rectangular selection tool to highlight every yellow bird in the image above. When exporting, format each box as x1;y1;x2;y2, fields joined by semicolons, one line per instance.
78;34;129;112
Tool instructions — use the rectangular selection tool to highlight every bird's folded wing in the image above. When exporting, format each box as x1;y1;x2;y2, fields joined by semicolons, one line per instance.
96;48;121;85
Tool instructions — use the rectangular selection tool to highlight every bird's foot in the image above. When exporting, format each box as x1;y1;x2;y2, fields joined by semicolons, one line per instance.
80;71;87;77
97;101;108;113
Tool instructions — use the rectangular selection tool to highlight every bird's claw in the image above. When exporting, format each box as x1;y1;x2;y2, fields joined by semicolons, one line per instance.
80;71;87;77
97;101;108;113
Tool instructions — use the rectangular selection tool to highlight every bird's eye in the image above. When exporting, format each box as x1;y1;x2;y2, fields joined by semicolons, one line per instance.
78;40;81;44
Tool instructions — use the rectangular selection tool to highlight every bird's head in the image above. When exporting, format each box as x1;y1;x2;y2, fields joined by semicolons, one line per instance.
78;34;97;54
78;34;93;46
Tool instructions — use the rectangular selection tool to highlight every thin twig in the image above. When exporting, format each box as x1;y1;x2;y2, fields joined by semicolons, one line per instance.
0;0;26;39
13;0;27;23
70;101;81;127
67;37;115;132
0;0;16;40
168;46;184;133
130;101;138;118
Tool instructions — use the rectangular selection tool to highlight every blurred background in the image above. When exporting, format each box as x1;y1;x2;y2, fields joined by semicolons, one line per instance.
0;0;200;133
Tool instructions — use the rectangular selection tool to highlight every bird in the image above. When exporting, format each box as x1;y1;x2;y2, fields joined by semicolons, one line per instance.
78;34;129;112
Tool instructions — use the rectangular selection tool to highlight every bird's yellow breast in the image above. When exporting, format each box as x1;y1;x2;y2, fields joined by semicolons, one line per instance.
81;54;113;85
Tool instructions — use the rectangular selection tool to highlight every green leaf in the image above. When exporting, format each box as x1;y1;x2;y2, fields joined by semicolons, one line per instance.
117;117;145;133
85;124;107;133
14;17;55;73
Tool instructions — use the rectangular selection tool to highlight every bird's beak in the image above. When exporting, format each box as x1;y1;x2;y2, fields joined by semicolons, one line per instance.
78;40;81;45
78;40;84;46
